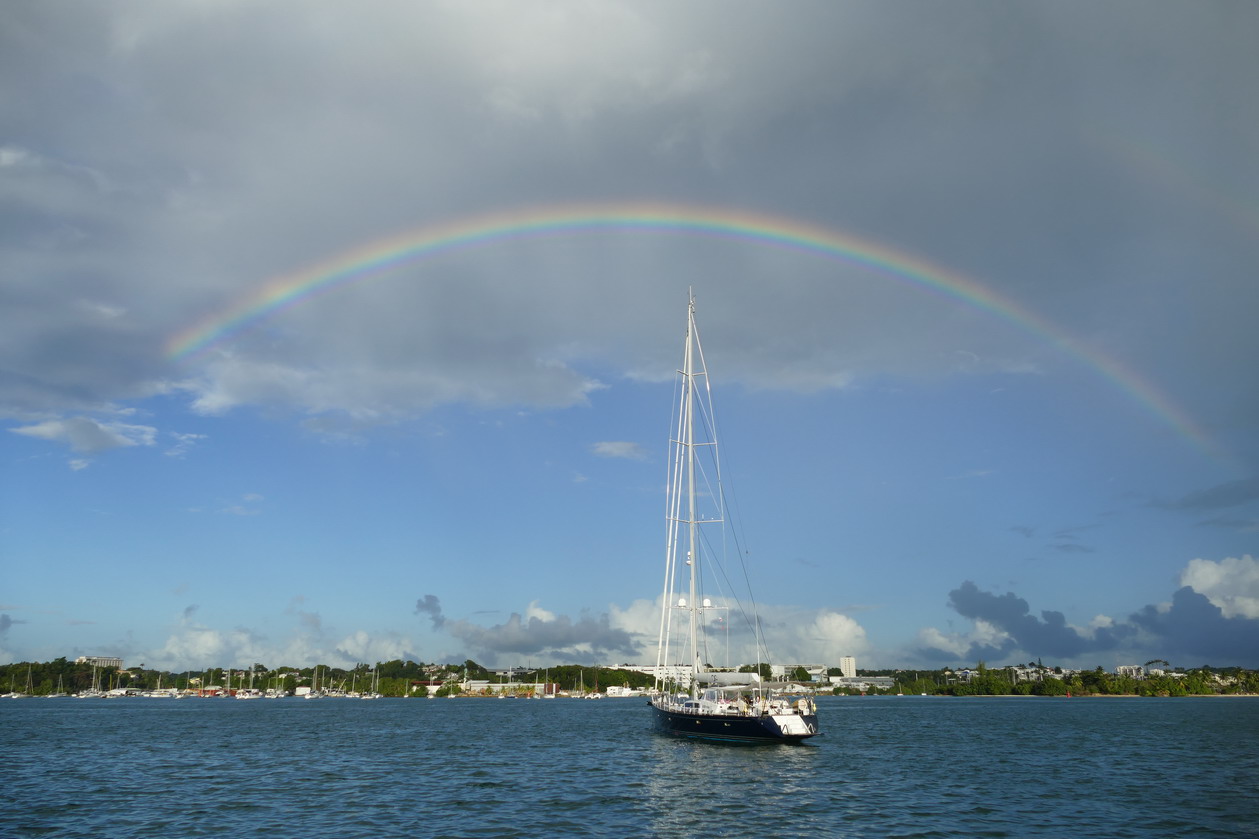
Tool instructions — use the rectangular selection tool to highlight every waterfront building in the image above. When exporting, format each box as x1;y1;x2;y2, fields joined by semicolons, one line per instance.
830;676;895;691
839;656;856;679
75;656;123;669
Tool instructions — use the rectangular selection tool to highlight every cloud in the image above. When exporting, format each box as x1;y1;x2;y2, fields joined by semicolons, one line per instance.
608;596;869;667
1195;516;1259;533
11;416;156;454
525;600;556;622
1160;478;1259;512
1128;586;1259;666
284;597;323;635
333;629;414;665
916;619;1013;663
3;1;1251;439
442;605;641;665
165;431;206;458
789;609;869;664
921;580;1133;662
1178;555;1259;619
918;557;1259;667
139;603;422;671
591;441;647;460
414;594;445;629
1048;543;1095;554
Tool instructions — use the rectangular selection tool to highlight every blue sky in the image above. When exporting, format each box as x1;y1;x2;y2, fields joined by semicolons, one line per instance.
3;1;1257;672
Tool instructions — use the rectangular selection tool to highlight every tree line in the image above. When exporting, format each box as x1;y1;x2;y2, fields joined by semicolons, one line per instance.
4;658;1256;697
0;658;658;697
857;663;1259;697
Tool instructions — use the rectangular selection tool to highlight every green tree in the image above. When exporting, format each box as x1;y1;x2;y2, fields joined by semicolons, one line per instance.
1079;666;1113;695
1032;676;1068;696
738;663;773;680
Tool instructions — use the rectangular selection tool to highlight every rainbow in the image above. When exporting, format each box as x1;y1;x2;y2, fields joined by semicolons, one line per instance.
165;201;1214;456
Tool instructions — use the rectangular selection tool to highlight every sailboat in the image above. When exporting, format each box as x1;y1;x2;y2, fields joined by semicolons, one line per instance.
361;667;382;699
648;293;819;744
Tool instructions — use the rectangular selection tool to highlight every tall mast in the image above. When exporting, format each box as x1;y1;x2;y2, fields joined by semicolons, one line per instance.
685;293;701;695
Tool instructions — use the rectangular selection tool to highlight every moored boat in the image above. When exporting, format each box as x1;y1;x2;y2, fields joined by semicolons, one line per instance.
647;293;819;744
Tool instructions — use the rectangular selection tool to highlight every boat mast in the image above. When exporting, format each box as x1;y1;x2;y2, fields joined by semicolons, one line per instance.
684;293;702;697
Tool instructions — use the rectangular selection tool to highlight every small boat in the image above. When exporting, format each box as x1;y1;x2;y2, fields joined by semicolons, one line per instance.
648;293;819;744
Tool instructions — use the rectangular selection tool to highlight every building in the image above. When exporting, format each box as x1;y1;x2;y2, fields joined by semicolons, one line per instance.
620;663;696;688
1116;665;1146;679
774;664;827;682
76;656;123;669
839;656;856;679
830;676;895;692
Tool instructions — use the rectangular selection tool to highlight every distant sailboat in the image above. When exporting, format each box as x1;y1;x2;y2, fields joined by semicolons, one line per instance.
361;667;382;699
647;293;819;743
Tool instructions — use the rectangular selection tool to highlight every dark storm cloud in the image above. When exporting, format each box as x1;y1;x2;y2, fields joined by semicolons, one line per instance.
944;580;1132;659
925;578;1259;668
1128;587;1259;667
2;1;1255;453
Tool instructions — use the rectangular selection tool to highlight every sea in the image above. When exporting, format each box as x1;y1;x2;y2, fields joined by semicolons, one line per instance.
3;695;1256;838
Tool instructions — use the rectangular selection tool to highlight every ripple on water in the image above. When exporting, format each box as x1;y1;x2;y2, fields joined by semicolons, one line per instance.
2;696;1258;837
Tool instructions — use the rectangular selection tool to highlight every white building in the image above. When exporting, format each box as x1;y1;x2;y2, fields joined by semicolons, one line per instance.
830;676;894;691
76;655;123;669
839;656;856;679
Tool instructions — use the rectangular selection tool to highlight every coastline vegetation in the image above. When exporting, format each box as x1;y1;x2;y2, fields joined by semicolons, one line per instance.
0;658;658;698
848;661;1259;697
3;657;1255;697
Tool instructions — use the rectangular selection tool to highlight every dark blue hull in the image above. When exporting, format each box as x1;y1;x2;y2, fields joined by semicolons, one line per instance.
649;701;819;744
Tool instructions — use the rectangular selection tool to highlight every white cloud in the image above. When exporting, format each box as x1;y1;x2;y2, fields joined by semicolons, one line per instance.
608;597;662;641
525;600;557;622
1180;555;1259;619
333;629;413;665
591;441;647;460
609;597;869;667
789;609;869;663
183;354;601;422
165;431;207;457
142;607;420;672
151;625;228;668
916;618;1012;659
12;416;157;454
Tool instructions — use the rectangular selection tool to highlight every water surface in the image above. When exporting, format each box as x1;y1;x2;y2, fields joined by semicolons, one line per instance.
4;695;1256;837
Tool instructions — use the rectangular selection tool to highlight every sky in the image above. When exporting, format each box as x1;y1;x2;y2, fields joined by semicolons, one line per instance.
3;0;1258;674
